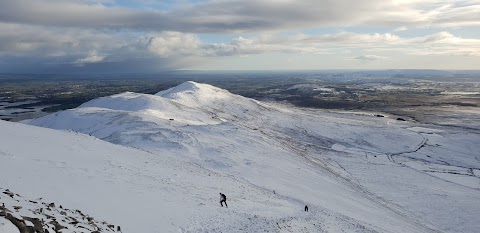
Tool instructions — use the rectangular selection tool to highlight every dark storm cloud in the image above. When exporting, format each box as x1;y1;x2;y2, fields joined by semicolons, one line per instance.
1;0;479;33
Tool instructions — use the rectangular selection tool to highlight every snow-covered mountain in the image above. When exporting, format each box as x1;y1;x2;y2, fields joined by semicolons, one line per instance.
2;81;479;232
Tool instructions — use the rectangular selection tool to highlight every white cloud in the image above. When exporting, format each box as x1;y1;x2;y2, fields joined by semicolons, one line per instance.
202;31;480;58
73;52;106;65
146;31;200;57
414;31;456;43
354;55;389;61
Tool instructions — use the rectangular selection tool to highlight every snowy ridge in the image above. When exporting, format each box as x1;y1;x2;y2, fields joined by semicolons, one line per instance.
80;91;187;112
4;81;480;232
79;91;222;125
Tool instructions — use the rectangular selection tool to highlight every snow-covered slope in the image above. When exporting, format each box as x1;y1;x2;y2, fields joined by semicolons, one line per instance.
8;81;480;232
1;118;431;233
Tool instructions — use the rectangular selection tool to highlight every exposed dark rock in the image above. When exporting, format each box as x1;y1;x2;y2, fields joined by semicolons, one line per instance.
3;190;14;198
69;219;79;225
3;213;33;233
23;216;45;233
1;188;117;233
50;219;67;232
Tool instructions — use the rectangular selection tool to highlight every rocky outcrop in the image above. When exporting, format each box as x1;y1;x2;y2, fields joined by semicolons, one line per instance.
1;187;120;232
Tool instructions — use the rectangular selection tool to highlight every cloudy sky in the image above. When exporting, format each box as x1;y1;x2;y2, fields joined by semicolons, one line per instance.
0;0;479;72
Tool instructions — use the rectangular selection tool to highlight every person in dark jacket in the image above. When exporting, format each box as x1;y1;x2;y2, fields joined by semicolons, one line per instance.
304;205;308;212
220;193;228;207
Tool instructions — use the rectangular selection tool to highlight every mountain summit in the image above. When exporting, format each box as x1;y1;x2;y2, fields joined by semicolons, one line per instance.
156;81;270;120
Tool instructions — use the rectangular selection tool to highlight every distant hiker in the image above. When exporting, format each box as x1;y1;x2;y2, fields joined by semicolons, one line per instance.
304;205;308;212
220;193;228;207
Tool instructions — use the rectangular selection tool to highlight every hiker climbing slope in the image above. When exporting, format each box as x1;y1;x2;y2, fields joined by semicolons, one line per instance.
220;193;228;207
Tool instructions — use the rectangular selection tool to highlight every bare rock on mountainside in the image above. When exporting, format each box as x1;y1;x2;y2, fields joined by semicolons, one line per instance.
0;187;117;233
